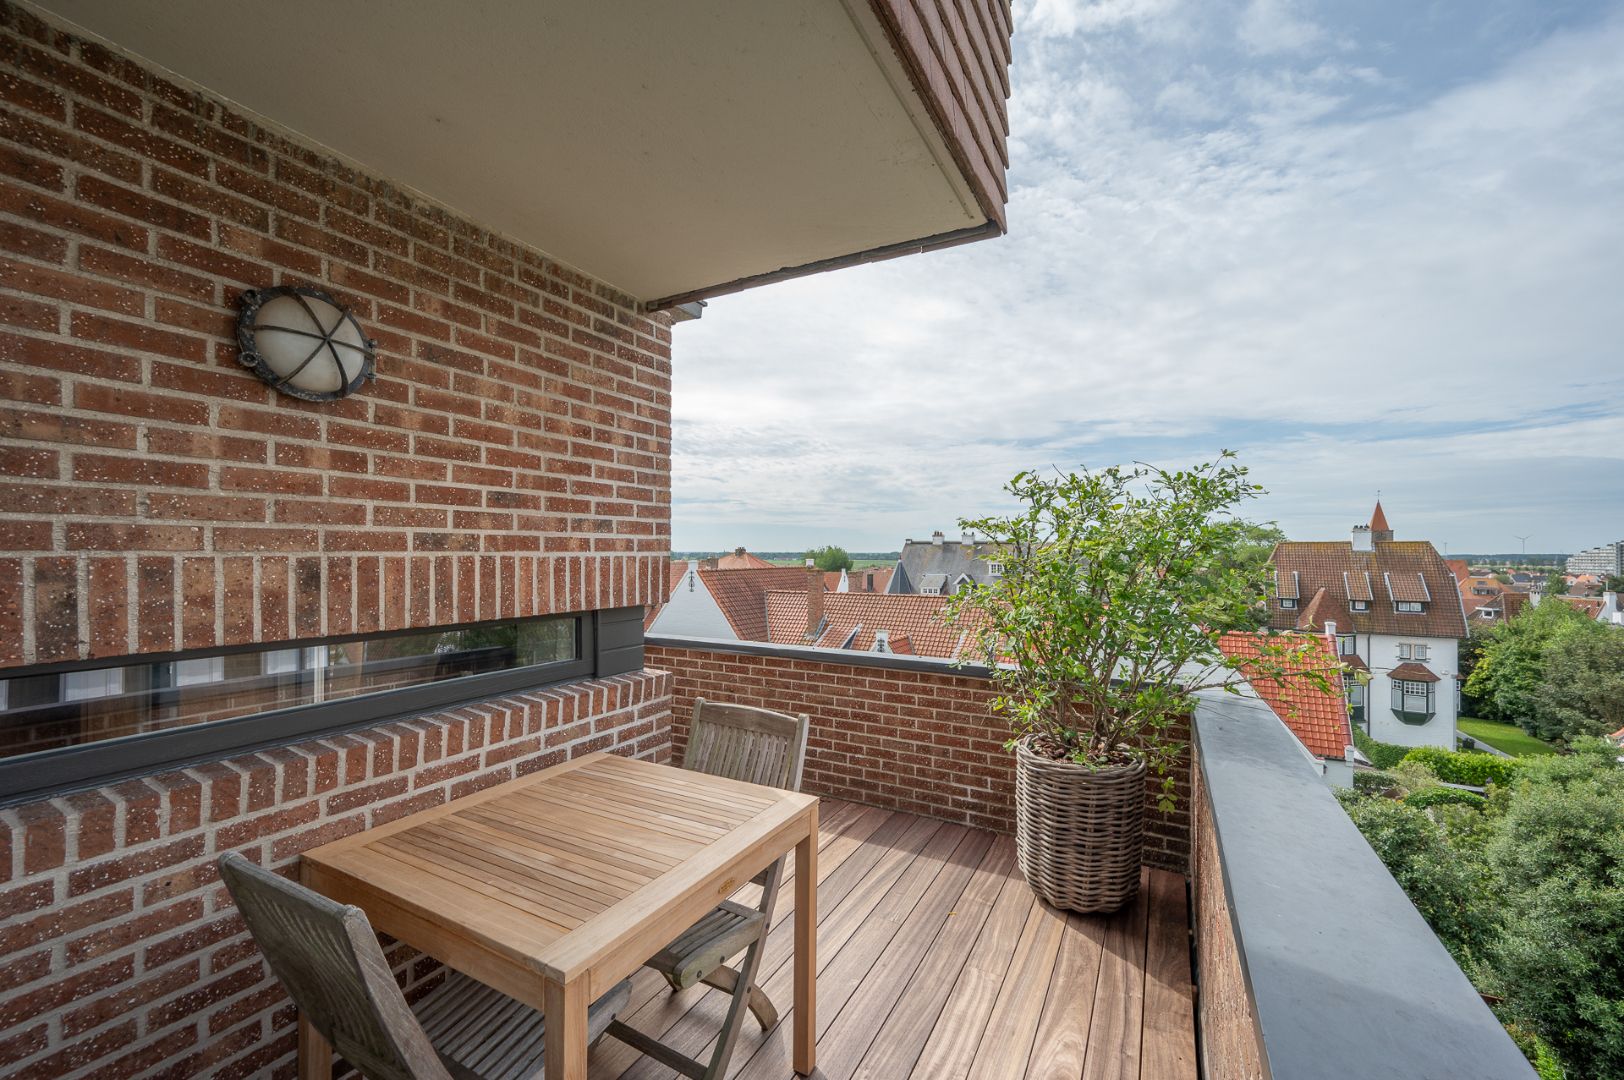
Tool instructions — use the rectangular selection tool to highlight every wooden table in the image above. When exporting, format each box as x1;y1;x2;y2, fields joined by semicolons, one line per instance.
298;751;820;1080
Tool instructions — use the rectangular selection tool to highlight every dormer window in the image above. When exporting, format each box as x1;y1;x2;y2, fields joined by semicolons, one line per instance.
1349;599;1370;612
987;562;1004;578
1395;600;1425;613
1279;597;1298;609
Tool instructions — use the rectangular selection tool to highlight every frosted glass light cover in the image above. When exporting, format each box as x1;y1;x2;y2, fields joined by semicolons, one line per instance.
236;287;375;400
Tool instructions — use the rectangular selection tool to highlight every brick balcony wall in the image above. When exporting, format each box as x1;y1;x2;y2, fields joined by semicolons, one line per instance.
0;670;672;1080
0;0;673;671
644;642;1193;873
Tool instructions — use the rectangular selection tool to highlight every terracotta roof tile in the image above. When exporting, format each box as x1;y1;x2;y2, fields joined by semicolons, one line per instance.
1269;541;1466;638
1343;570;1374;602
763;591;976;660
1370;501;1391;534
713;548;777;570
1218;631;1352;760
699;567;815;641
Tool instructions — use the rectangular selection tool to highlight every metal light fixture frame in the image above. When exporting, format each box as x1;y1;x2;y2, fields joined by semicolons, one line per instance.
236;285;377;402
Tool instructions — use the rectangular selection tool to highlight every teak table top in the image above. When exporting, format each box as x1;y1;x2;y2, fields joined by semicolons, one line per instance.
300;751;819;1006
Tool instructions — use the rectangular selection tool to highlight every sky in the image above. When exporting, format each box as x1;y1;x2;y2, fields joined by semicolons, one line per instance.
669;0;1624;556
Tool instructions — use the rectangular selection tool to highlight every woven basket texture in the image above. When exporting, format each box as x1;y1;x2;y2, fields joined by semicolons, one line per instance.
1014;736;1145;913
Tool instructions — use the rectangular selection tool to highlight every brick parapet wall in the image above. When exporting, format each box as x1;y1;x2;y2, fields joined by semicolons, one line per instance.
0;1;673;669
645;642;1193;872
0;669;672;1079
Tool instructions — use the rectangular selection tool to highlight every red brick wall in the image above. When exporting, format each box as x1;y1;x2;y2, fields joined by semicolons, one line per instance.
0;1;673;670
0;670;672;1079
645;642;1193;872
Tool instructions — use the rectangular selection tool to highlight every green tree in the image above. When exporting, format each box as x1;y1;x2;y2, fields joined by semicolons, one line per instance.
1464;600;1590;732
945;454;1330;809
1606;574;1624;593
1486;742;1624;1078
1532;620;1624;741
805;545;852;572
1209;520;1286;629
1545;570;1569;595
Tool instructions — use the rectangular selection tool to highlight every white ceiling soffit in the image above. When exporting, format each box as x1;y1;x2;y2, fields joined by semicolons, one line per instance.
33;0;986;307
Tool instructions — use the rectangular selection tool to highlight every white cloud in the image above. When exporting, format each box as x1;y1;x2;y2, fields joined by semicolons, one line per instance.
1236;0;1326;56
668;6;1624;554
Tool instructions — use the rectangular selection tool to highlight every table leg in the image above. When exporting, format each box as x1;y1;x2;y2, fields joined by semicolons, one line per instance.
297;1013;330;1080
793;805;818;1075
544;976;589;1080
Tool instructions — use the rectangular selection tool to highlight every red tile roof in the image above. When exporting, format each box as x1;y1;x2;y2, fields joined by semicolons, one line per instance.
1446;559;1470;585
763;591;976;660
1269;540;1467;638
713;548;778;570
1556;595;1605;617
1218;631;1353;760
1389;661;1441;683
1370;501;1390;534
699;567;816;641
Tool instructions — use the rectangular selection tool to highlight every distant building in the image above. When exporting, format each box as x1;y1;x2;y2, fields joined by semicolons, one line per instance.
709;547;777;571
648;564;813;640
764;587;981;660
889;531;1003;595
1268;501;1466;751
1567;540;1624;577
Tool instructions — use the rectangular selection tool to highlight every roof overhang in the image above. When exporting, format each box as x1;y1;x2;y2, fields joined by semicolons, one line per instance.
29;0;1010;309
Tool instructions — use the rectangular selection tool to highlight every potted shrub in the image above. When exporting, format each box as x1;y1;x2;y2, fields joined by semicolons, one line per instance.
947;454;1328;912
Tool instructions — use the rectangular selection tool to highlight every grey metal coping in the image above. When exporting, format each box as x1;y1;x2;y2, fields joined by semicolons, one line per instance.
644;634;994;679
1194;692;1534;1080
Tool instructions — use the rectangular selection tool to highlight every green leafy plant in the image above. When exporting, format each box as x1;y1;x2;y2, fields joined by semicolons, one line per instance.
1352;727;1411;769
1404;787;1487;811
1401;746;1521;788
945;454;1333;810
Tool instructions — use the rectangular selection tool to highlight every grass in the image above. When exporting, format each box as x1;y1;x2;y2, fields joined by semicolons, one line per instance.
1457;716;1559;757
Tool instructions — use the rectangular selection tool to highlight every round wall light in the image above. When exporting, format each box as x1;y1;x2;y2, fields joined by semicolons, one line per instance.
236;286;376;401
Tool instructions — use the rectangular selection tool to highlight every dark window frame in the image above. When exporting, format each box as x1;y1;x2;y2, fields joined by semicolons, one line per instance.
1390;678;1435;724
1279;597;1298;609
0;606;646;807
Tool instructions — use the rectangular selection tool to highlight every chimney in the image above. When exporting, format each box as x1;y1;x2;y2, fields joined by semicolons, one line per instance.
700;556;718;570
931;530;944;546
874;629;890;653
805;559;824;642
1324;619;1337;639
1351;525;1372;553
734;546;747;557
961;530;974;545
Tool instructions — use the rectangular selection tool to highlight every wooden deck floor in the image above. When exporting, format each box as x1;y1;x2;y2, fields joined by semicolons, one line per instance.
589;800;1198;1080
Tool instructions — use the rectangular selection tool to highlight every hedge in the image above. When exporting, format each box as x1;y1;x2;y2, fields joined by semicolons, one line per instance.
1404;787;1488;810
1400;746;1521;788
1353;728;1411;770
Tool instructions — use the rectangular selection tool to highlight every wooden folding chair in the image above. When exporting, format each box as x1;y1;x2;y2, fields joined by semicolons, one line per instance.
218;852;629;1079
605;698;811;1080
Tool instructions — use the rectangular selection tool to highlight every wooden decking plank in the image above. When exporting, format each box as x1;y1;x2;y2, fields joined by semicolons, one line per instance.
1140;869;1198;1080
810;830;1004;1080
964;896;1069;1080
1080;867;1151;1080
594;811;936;1080
727;826;992;1080
845;836;1017;1080
610;815;947;1080
904;853;1039;1080
1023;908;1107;1079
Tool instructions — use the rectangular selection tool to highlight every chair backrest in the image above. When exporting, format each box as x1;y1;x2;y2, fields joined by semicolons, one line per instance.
217;853;450;1080
682;698;810;791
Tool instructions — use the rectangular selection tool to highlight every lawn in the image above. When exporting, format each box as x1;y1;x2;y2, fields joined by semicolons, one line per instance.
1458;716;1559;757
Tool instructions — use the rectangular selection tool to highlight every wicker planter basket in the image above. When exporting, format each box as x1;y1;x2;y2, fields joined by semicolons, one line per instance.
1014;737;1145;913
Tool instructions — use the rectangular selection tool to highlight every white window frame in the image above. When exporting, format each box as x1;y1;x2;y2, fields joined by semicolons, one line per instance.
1349;599;1370;612
1395;600;1424;613
987;562;1004;578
